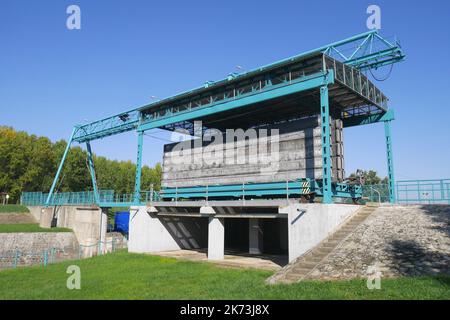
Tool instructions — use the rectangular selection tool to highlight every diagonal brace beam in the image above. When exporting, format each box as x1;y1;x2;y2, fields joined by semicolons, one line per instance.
45;127;78;206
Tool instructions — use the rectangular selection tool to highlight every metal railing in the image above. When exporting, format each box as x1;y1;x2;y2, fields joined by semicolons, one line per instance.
20;179;450;206
396;179;450;204
325;56;388;109
21;189;160;207
361;184;390;203
361;180;450;204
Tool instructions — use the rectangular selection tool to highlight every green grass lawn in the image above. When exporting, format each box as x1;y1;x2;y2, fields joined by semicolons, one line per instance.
0;251;448;300
0;224;72;233
0;205;29;213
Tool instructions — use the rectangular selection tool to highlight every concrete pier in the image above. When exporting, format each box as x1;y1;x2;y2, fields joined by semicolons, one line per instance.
208;217;225;260
127;201;360;264
100;208;108;253
39;207;54;228
249;218;263;254
128;206;180;253
28;205;106;250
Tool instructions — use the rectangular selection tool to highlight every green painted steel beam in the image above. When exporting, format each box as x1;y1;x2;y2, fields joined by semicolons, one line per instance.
343;109;394;128
160;180;362;200
384;120;396;203
134;131;144;203
45;127;78;206
320;85;333;204
75;121;139;143
86;142;100;204
67;31;404;143
346;47;405;70
43;31;404;207
138;71;333;132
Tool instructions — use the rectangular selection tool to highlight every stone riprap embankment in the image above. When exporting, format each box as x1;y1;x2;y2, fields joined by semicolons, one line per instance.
305;205;450;280
0;232;79;269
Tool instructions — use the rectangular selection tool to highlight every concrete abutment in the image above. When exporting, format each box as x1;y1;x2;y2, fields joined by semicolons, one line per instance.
26;205;107;249
127;202;359;264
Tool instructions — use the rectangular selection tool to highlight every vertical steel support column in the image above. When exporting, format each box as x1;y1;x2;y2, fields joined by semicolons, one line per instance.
45;127;77;206
134;131;144;204
320;86;333;203
86;141;100;204
384;120;396;203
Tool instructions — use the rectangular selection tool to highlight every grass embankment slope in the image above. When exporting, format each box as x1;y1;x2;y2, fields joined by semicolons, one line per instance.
0;205;71;233
0;205;29;213
0;224;71;233
0;252;448;300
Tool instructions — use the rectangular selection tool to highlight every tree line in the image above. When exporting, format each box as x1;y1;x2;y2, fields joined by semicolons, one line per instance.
0;126;162;203
0;126;389;204
347;170;388;185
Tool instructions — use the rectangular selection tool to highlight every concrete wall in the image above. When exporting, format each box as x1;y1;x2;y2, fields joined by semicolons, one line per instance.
0;232;78;252
127;203;359;263
26;205;103;247
27;206;42;221
162;115;345;188
0;232;79;269
128;206;208;253
282;203;359;262
208;217;224;260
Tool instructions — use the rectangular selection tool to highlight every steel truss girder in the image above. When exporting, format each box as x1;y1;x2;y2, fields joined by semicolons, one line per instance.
322;31;405;71
68;31;403;144
342;109;394;128
45;31;404;207
73;110;141;143
137;70;334;132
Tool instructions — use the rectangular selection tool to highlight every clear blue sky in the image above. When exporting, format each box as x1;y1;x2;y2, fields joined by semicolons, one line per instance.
1;0;449;180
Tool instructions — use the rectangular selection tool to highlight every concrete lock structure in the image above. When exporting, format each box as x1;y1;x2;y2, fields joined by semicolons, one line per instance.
162;116;346;187
28;205;108;254
128;201;359;262
22;31;405;266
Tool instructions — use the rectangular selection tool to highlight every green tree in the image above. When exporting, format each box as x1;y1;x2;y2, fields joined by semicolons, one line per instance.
348;169;388;185
0;126;162;203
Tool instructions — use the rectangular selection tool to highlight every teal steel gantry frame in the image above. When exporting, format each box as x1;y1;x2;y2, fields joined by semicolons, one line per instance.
44;30;404;207
384;120;396;203
86;141;100;204
134;131;144;203
320;85;333;204
342;109;396;203
45;127;77;206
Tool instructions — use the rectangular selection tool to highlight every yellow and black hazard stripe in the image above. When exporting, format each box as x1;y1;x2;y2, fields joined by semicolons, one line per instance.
300;180;310;194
